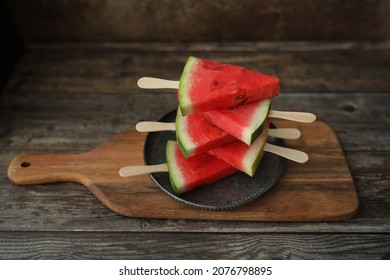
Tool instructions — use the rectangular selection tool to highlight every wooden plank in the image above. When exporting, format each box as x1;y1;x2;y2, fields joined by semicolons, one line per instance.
4;43;390;94
0;231;389;259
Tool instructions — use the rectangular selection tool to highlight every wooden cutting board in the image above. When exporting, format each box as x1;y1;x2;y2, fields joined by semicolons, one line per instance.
7;120;359;221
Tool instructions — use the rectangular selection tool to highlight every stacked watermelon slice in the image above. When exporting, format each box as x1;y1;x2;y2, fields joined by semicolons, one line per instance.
168;56;280;194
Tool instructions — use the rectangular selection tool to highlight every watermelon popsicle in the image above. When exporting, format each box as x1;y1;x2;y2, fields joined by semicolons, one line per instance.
165;140;237;194
178;56;280;115
137;77;316;126
118;140;237;194
137;56;280;116
200;99;315;145
205;121;307;176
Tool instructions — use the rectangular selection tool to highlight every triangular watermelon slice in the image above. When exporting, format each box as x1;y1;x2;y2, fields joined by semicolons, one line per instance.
166;140;237;194
203;98;271;146
178;56;279;115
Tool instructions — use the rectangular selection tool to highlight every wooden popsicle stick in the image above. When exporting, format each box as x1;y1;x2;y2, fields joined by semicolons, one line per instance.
268;110;316;123
119;144;308;177
135;121;176;132
268;128;301;139
137;77;179;89
263;143;309;163
119;163;168;177
136;121;301;139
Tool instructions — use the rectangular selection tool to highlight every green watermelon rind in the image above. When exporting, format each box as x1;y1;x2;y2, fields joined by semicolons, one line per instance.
178;56;198;116
243;99;271;145
166;140;186;194
177;136;190;159
175;107;195;158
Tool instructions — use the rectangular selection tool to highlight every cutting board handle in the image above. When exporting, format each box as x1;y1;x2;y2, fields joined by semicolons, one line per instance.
7;152;90;186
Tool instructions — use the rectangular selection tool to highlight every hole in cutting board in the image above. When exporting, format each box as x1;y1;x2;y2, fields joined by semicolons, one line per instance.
20;162;31;168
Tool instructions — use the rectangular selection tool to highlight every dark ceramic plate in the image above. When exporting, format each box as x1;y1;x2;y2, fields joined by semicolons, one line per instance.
144;110;286;210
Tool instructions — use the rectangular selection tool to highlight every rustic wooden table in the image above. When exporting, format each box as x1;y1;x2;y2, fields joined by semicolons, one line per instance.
0;42;389;259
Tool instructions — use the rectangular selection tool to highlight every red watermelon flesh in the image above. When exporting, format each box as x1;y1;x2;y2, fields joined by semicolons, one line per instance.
166;140;237;194
203;98;271;146
175;107;236;157
207;120;270;177
178;56;279;115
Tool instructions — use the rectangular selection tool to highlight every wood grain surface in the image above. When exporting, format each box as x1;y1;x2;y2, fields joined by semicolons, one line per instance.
1;42;389;259
1;232;390;260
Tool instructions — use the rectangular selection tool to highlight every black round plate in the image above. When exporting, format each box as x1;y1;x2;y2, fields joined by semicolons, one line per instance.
144;110;286;210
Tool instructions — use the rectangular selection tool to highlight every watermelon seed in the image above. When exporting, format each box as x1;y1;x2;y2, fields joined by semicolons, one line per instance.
234;97;248;107
210;79;221;90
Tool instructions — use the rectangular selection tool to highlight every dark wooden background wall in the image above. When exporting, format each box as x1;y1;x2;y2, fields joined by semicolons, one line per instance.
4;0;390;44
